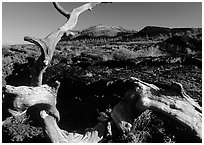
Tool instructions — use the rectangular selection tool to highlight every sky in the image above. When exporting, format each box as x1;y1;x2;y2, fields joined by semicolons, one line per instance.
2;2;202;44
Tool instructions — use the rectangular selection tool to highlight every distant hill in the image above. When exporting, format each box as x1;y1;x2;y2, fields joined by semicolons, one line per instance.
136;26;171;37
80;25;131;37
61;25;137;40
136;26;201;37
60;25;201;41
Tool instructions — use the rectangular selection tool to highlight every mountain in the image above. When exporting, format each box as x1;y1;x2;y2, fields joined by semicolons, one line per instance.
60;25;201;41
69;25;137;40
135;26;201;37
136;26;171;37
82;25;125;36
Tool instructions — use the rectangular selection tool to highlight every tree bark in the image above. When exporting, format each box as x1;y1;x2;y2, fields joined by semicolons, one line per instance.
24;2;108;86
3;81;60;119
3;81;110;143
3;2;201;143
110;77;202;139
3;77;202;142
3;2;111;143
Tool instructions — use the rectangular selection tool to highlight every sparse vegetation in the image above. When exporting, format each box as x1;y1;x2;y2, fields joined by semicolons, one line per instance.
2;3;202;143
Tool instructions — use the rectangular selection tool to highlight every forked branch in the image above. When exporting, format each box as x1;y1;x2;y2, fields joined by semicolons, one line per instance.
53;2;70;19
24;2;109;86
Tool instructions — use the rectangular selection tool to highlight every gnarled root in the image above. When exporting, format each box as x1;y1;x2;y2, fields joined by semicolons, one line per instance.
3;77;201;142
110;77;202;140
2;81;109;143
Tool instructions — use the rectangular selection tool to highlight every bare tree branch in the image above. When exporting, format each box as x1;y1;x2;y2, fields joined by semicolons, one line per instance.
24;36;48;59
24;2;109;86
60;2;103;31
53;2;70;19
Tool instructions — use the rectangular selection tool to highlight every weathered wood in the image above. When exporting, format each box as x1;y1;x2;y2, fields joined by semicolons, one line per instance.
110;77;202;139
3;2;111;143
4;2;201;142
24;2;108;86
3;82;60;120
3;83;110;143
3;76;202;142
27;103;109;143
39;111;109;143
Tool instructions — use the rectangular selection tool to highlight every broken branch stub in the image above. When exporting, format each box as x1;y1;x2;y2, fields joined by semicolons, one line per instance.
24;2;108;86
3;82;61;121
111;77;202;139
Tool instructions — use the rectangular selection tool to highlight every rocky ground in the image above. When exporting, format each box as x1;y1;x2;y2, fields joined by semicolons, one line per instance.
2;31;202;142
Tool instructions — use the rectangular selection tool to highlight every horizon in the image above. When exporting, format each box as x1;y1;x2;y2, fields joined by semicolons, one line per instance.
2;2;202;45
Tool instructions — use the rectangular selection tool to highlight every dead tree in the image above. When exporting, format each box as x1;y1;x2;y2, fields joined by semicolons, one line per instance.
24;2;108;86
3;77;202;142
110;77;202;139
2;2;202;143
3;2;111;143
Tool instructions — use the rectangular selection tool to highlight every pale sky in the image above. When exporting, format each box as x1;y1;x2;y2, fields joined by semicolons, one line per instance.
2;2;202;44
